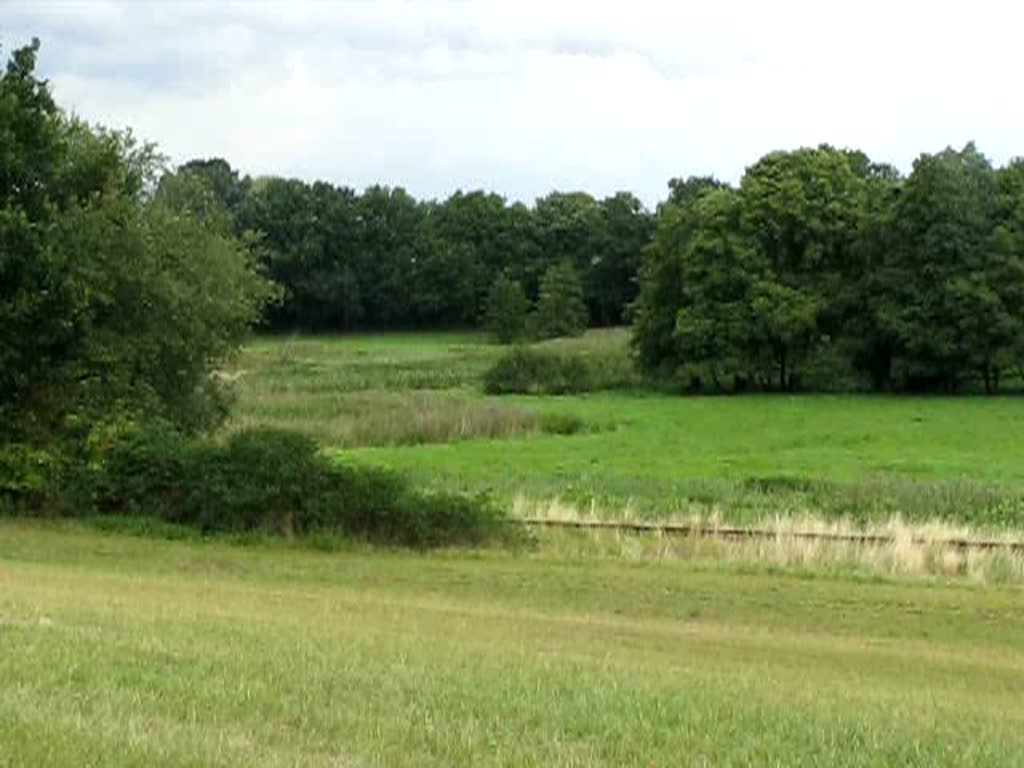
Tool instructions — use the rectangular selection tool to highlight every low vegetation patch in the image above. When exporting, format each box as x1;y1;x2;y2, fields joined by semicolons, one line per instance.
483;344;639;395
512;497;1024;584
229;390;546;447
4;426;506;548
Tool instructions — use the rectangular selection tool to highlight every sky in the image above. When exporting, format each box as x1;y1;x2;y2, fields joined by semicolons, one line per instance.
4;0;1024;207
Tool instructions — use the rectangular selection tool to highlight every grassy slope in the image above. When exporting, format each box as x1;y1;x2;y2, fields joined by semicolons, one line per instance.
2;520;1023;767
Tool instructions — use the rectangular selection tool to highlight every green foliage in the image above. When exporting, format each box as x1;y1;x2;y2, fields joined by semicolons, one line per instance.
670;188;764;389
483;273;530;343
0;42;276;441
631;177;726;377
538;412;587;435
0;444;58;513
633;143;1024;392
533;261;588;339
224;164;652;332
878;144;1023;391
174;157;250;218
95;425;504;547
483;348;593;394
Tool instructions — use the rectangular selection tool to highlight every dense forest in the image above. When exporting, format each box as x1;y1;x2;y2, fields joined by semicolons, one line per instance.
172;159;654;331
175;142;1024;393
633;146;1024;393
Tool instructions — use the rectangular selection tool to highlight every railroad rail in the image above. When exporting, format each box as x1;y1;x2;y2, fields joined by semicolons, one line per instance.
512;517;1024;553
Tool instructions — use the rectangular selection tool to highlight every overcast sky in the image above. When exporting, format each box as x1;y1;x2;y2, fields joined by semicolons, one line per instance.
5;1;1023;206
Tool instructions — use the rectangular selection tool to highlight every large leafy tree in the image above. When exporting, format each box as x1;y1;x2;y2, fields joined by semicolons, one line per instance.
740;146;869;388
531;191;601;307
353;184;427;326
587;192;653;326
632;176;731;377
991;159;1024;385
671;188;764;389
879;144;1016;391
0;40;275;440
238;177;362;329
175;157;250;219
415;190;512;324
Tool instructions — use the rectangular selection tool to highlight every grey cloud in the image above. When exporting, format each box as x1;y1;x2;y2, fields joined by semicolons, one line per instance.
4;0;1023;207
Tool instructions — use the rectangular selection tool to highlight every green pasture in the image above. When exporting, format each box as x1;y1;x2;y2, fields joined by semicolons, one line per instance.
229;330;1024;525
2;520;1022;767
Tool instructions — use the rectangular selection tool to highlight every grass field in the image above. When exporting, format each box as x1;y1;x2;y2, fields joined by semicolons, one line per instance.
228;330;1024;528
6;332;1024;765
3;520;1024;767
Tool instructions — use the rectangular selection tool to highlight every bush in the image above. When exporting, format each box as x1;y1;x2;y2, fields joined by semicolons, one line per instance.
0;444;56;513
96;425;503;547
539;412;587;435
0;441;94;516
483;348;594;395
98;423;195;520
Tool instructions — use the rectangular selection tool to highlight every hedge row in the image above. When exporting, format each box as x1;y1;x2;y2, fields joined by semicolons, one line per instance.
1;427;504;548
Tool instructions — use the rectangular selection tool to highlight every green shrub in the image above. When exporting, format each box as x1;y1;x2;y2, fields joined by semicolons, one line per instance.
99;423;195;519
0;442;93;516
0;444;55;512
539;412;587;435
95;425;504;547
191;429;325;534
483;348;594;395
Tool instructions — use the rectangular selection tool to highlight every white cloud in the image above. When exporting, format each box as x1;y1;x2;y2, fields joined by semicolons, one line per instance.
5;0;1023;205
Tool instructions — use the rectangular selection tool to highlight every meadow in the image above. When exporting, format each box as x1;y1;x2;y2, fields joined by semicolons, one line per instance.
2;520;1023;767
5;330;1024;765
228;330;1024;528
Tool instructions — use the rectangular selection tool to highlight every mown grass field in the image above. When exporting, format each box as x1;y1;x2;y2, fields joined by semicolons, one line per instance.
3;520;1024;767
229;330;1024;527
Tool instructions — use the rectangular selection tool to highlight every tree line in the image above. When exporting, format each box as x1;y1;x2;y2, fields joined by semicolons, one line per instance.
632;145;1024;393
7;34;1024;415
171;159;654;332
180;141;1024;393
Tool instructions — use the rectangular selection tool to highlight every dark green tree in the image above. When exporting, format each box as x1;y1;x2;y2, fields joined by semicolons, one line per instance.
237;177;363;329
631;176;729;376
587;192;653;326
534;261;588;339
0;40;275;440
483;273;530;343
879;144;1013;391
354;185;428;326
671;188;763;389
175;157;250;219
740;145;870;388
414;190;510;324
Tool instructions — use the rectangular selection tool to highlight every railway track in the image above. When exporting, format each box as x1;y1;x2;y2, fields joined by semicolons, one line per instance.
512;517;1024;553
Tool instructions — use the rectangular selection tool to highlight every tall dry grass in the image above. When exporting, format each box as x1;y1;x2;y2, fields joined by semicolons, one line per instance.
513;497;1024;584
228;390;544;447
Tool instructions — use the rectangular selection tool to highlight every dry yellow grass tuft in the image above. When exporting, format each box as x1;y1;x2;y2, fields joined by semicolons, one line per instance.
227;390;541;447
513;496;1024;584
